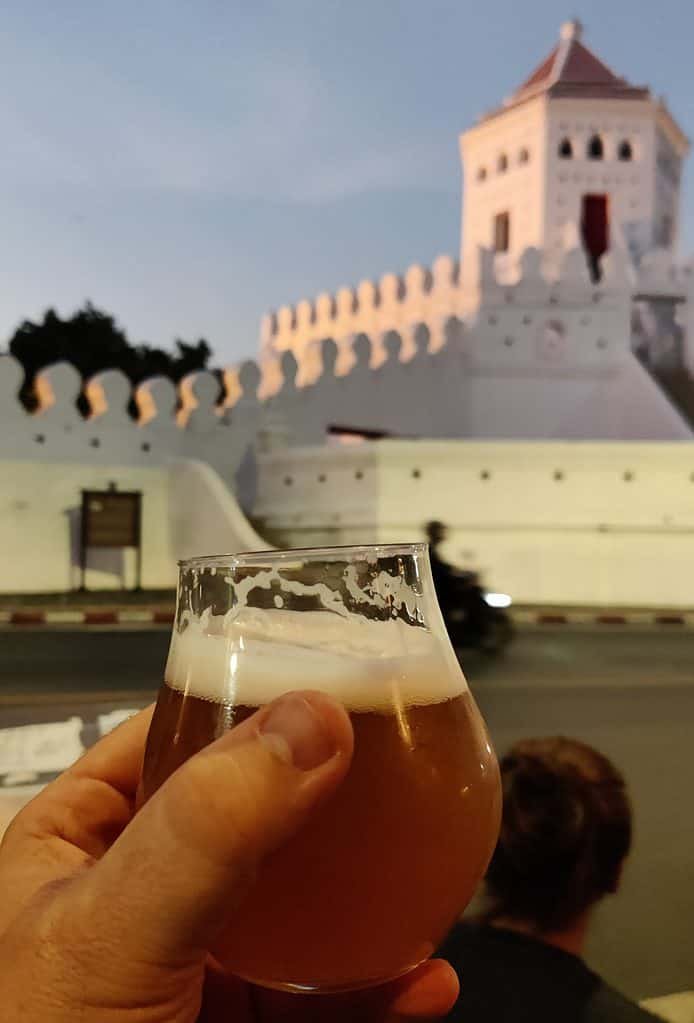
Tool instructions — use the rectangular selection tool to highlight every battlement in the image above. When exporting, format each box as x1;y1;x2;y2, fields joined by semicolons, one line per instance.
1;245;691;488
260;255;461;386
258;242;644;387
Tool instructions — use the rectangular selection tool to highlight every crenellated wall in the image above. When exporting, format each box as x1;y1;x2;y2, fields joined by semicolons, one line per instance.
259;255;462;388
1;246;691;496
2;244;694;595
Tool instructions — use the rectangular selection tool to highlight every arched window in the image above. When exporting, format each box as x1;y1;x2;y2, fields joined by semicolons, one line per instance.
588;134;604;160
558;137;573;159
477;166;487;182
519;147;530;165
498;153;508;173
618;139;633;162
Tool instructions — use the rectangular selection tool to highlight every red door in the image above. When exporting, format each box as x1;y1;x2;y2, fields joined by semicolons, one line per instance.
581;194;609;281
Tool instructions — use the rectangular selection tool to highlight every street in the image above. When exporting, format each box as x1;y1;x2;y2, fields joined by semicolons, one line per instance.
0;624;692;1000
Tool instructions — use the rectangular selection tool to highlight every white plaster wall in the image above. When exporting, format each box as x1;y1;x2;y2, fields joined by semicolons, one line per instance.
0;358;255;492
0;461;175;593
545;98;655;266
460;98;547;290
0;458;266;593
168;459;269;562
254;440;694;607
654;125;684;250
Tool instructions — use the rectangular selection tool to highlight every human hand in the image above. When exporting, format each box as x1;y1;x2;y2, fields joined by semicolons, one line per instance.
0;694;458;1021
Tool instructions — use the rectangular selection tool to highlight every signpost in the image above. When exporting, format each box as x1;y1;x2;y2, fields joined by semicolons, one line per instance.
80;489;142;591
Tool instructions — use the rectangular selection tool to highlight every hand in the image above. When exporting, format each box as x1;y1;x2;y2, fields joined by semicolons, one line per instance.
0;693;458;1021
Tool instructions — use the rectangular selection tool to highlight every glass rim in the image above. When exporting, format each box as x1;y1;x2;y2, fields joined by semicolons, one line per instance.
178;542;428;569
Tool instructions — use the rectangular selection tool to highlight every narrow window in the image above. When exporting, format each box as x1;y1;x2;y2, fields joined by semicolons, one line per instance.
588;135;604;160
494;212;510;253
581;194;609;282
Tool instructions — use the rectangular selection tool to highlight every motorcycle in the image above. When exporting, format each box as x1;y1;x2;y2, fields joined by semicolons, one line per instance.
439;571;514;655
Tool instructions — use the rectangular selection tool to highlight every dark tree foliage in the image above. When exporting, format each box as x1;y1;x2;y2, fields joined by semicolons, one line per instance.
8;302;212;415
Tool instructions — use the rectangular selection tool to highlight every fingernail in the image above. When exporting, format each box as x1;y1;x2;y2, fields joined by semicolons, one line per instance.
259;695;338;771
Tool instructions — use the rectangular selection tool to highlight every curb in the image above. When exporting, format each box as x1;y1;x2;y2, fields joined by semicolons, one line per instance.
0;609;174;628
511;609;692;628
0;607;692;629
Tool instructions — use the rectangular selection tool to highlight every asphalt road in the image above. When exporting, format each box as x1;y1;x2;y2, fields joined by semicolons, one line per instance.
0;625;692;1000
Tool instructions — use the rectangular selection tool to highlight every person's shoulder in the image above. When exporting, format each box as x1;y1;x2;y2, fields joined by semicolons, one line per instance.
437;919;477;956
439;919;489;945
438;919;500;970
589;980;667;1023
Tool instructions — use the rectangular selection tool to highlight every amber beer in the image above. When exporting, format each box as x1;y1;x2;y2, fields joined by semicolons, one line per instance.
142;599;501;993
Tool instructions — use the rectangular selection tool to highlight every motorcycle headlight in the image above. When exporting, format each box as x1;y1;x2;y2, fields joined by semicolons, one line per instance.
484;592;512;608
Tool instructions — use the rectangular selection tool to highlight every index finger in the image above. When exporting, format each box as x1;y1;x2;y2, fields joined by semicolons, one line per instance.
0;706;155;913
65;704;154;797
6;704;154;836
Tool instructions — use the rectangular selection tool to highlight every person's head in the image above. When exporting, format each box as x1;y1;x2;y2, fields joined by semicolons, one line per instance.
426;520;448;547
484;737;632;934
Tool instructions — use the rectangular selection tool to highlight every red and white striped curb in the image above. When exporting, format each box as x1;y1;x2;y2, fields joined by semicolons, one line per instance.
511;608;694;627
0;609;174;627
0;607;693;628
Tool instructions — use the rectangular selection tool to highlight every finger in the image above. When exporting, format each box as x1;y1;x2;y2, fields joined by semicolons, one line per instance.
7;705;154;843
74;691;353;965
3;706;153;850
66;704;154;795
0;706;154;926
386;959;460;1018
252;960;459;1021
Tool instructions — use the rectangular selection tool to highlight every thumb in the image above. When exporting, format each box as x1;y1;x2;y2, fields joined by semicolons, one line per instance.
75;690;353;964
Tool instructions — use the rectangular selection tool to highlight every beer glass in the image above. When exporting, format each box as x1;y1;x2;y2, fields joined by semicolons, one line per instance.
141;544;501;993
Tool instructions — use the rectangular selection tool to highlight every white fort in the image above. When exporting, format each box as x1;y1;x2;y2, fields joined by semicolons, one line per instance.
1;21;694;605
459;19;686;288
260;19;691;414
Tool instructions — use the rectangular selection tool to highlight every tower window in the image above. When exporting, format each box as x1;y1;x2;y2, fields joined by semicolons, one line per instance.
581;194;609;282
493;211;511;253
498;153;508;173
658;215;674;246
558;137;573;159
477;166;487;182
588;135;604;160
519;147;530;165
618;140;633;162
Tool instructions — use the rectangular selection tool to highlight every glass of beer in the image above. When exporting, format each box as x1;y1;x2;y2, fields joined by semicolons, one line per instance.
141;544;501;993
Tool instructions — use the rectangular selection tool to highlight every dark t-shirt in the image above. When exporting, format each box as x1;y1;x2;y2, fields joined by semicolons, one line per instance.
438;922;662;1023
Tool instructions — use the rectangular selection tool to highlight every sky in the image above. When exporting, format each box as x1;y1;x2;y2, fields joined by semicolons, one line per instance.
1;0;693;366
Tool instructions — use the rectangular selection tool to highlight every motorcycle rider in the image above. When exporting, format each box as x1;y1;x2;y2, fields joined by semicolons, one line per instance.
426;520;460;608
425;521;501;649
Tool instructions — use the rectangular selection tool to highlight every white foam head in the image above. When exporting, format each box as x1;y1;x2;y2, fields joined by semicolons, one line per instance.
165;608;467;712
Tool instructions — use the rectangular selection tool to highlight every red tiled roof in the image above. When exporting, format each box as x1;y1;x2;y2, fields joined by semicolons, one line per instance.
560;39;623;85
479;24;650;122
515;38;626;98
516;46;559;93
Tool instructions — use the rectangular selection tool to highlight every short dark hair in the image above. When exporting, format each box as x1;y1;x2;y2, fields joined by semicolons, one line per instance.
484;737;632;932
426;520;447;541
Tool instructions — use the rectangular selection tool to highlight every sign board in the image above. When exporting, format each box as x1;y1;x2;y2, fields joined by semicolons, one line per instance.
80;489;142;590
82;491;141;548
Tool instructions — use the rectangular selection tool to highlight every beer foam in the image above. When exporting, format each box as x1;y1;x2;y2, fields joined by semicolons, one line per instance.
165;608;468;712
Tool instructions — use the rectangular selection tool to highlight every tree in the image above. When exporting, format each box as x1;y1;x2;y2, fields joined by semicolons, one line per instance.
8;303;213;414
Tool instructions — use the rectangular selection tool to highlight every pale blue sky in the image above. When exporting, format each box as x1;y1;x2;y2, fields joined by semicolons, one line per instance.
1;0;692;364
